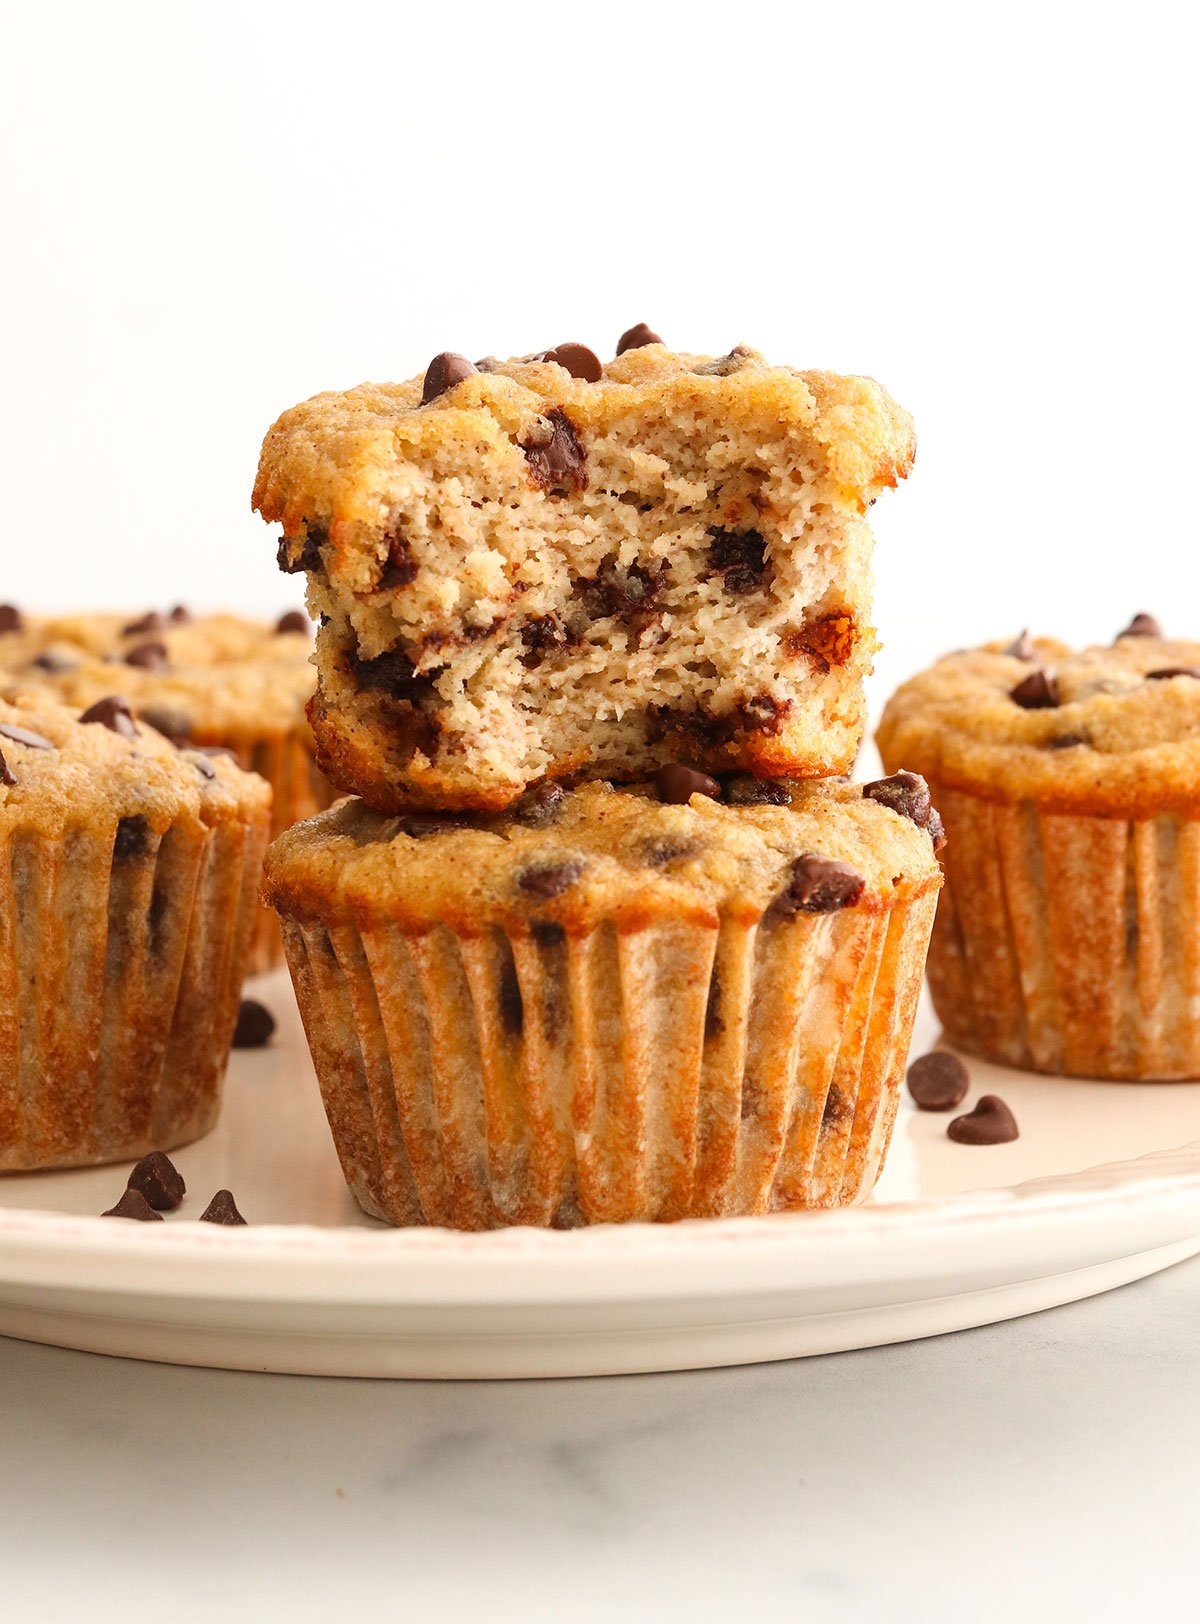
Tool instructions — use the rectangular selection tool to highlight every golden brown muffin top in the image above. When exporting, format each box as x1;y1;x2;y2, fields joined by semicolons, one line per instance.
877;618;1200;815
253;343;916;552
0;690;271;838
264;774;942;937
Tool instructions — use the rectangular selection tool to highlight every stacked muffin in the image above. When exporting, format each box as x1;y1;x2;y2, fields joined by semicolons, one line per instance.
256;335;943;1227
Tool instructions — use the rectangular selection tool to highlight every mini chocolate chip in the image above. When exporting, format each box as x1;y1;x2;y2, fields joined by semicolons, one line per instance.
139;706;192;746
126;640;169;672
541;343;603;382
232;998;276;1048
498;956;524;1036
0;722;54;750
168;605;192;624
0;604;23;633
127;1150;186;1211
1148;666;1200;681
421;351;478;404
518;861;583;898
200;1189;247;1225
1117;612;1162;639
79;695;139;738
32;649;77;673
616;322;663;355
722;775;792;807
1010;668;1059;709
521;407;588;493
123;611;166;636
1045;732;1088;750
948;1094;1019;1144
511;781;565;827
1004;629;1035;660
275;609;311;635
0;746;14;787
768;853;865;919
102;1187;162;1221
113;815;152;861
907;1051;969;1111
656;763;721;804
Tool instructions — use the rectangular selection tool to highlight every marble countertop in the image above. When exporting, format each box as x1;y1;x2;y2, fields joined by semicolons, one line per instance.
2;1258;1196;1623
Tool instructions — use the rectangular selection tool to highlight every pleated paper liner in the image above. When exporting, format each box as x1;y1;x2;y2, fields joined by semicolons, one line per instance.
924;783;1200;1079
275;889;937;1230
0;809;269;1171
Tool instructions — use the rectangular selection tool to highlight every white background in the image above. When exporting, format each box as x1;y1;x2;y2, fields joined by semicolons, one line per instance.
3;0;1197;713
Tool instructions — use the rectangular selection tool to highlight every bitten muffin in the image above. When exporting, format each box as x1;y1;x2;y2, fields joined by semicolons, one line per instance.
253;337;915;811
877;616;1200;1079
263;772;942;1229
0;690;271;1170
0;605;333;971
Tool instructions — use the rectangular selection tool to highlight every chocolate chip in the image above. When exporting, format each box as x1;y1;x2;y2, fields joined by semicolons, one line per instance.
102;1187;163;1221
169;605;192;624
722;775;792;807
127;1150;186;1211
0;604;24;633
511;781;565;827
0;722;54;750
1004;629;1035;660
861;771;946;850
377;530;418;590
519;613;574;667
275;610;311;635
518;861;583;898
583;556;665;620
1117;612;1162;639
200;1189;247;1225
948;1094;1019;1144
123;611;167;636
1148;666;1200;681
79;695;138;738
907;1051;969;1111
1010;668;1059;709
540;343;603;382
125;640;169;672
1045;732;1088;750
498;957;524;1036
139;706;192;746
0;746;14;787
768;853;865;919
187;752;216;779
521;407;588;493
397;812;466;839
421;352;478;404
232;998;276;1048
32;649;77;673
708;528;768;594
474;356;500;372
113;815;152;861
277;527;325;574
349;646;431;700
655;763;721;804
616;322;663;355
642;837;699;866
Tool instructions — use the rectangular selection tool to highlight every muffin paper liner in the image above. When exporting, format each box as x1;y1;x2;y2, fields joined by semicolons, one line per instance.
925;783;1200;1078
276;891;937;1229
0;811;269;1170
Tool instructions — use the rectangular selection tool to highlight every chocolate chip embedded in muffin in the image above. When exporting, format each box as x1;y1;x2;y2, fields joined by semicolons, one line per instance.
126;640;169;672
947;1094;1019;1144
722;775;791;806
102;1187;163;1221
232;998;276;1048
1148;666;1200;681
421;352;478;404
707;528;769;595
655;763;721;804
519;613;574;668
0;722;54;751
376;530;419;591
583;556;666;620
1045;732;1089;750
1117;612;1163;639
861;771;946;851
0;604;24;634
906;1050;969;1111
127;1150;186;1211
642;837;700;867
783;613;858;669
168;605;192;624
1010;668;1059;709
517;860;584;898
521;408;588;493
0;746;15;787
511;781;565;827
113;814;152;861
1004;629;1035;660
275;610;311;635
79;695;139;738
32;650;77;674
540;343;603;382
616;322;663;355
199;1189;247;1225
139;706;192;746
277;526;326;575
767;853;865;919
123;611;167;636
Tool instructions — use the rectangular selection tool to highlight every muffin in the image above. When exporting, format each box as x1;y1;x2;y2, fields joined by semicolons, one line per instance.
253;337;915;811
877;616;1200;1078
0;690;271;1170
263;772;942;1229
0;606;333;970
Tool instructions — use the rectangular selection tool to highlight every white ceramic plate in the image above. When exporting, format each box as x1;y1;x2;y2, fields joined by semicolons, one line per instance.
2;968;1199;1379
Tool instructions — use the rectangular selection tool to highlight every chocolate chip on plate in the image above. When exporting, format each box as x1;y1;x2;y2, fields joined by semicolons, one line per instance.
421;352;478;404
123;610;167;636
127;1149;186;1211
0;604;23;633
541;343;603;382
275;610;311;635
948;1094;1019;1144
1004;629;1035;660
616;323;663;355
126;639;169;671
0;722;54;750
199;1189;247;1226
0;746;14;787
518;860;584;898
723;775;792;806
1117;612;1162;639
232;998;276;1049
768;853;866;918
655;763;721;804
102;1187;163;1221
1010;668;1060;709
1147;666;1200;681
79;695;139;737
907;1051;970;1111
